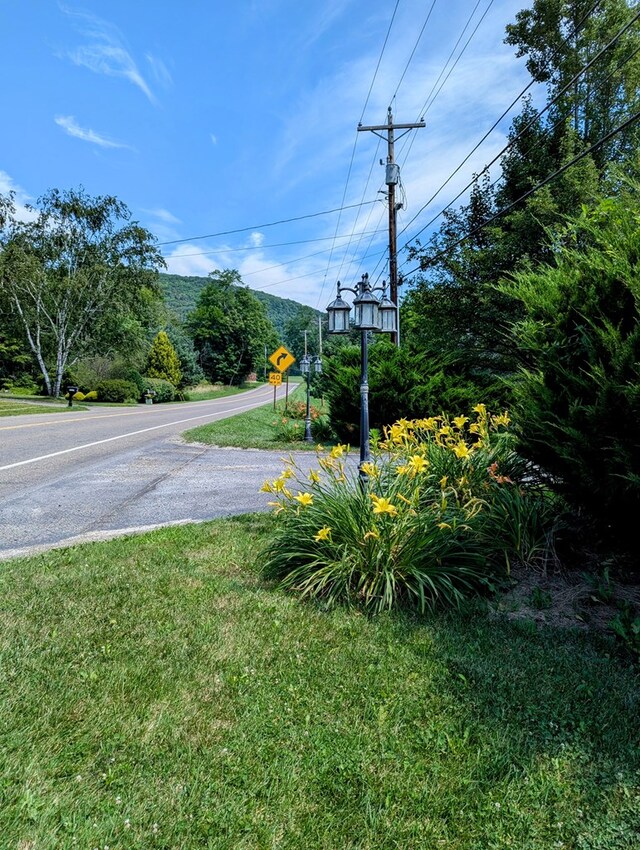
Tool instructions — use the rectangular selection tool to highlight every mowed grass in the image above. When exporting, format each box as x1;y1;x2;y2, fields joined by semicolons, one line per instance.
183;382;257;402
183;384;322;450
1;516;639;849
0;398;86;417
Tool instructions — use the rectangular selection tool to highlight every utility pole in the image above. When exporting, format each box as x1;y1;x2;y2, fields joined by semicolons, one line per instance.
358;107;425;346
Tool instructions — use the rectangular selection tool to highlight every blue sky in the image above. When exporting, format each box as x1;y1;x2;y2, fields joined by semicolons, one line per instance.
0;0;537;308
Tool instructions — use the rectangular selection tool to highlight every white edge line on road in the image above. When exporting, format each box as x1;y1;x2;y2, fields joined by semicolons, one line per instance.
0;395;278;472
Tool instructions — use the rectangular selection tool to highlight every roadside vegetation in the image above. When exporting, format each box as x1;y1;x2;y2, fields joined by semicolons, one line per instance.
0;397;86;417
1;2;640;842
262;407;559;613
1;517;638;849
183;386;334;450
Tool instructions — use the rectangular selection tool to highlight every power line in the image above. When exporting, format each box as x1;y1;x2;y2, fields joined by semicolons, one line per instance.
334;0;438;290
316;1;402;310
155;199;379;247
396;0;602;233
399;5;640;250
420;0;493;119
162;228;386;260
391;0;438;102
401;108;640;278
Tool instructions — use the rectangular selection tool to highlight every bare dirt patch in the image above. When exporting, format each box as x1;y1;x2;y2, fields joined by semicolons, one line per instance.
493;562;640;633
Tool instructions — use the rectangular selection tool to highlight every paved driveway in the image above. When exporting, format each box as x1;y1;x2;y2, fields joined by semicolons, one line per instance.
0;386;316;560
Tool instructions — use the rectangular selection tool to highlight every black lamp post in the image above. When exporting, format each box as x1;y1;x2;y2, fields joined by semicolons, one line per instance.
327;273;397;485
300;330;323;443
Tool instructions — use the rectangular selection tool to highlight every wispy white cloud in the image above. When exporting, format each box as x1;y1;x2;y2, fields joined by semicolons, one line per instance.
144;207;181;225
164;244;218;278
54;115;131;149
63;7;158;103
210;133;218;145
145;53;173;88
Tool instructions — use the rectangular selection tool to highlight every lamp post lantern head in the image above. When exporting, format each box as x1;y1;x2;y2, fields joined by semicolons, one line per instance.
353;274;381;330
378;283;398;334
299;354;311;375
313;355;323;374
326;283;351;334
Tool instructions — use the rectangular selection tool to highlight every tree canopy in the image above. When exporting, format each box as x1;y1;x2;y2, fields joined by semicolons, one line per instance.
187;269;278;385
0;188;164;396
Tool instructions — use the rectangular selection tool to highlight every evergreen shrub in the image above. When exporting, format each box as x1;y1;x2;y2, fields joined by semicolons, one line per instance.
146;331;182;386
500;192;640;552
143;377;176;403
95;379;139;403
323;341;506;443
116;368;146;399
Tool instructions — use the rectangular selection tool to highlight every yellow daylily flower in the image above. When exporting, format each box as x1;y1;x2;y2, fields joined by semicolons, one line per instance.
440;475;448;489
330;444;347;458
452;442;472;459
453;415;468;430
408;454;429;475
370;494;398;516
417;416;439;430
396;464;410;476
360;461;379;477
492;411;511;428
260;481;273;493
473;403;487;416
314;526;332;542
294;492;314;507
389;423;407;444
308;469;321;483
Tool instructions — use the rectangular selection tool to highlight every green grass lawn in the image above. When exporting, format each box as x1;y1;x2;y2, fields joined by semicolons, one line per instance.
1;516;638;849
0;398;87;417
183;382;259;402
183;384;328;450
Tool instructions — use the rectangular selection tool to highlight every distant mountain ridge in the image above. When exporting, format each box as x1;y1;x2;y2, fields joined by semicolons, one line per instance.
159;272;320;339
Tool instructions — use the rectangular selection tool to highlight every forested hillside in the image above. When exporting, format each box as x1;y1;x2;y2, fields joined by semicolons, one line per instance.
159;273;320;341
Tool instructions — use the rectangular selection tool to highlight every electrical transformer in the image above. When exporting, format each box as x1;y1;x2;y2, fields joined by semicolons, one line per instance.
385;163;400;185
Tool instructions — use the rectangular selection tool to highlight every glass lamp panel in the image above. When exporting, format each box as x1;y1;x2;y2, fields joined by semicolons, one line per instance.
300;355;310;374
379;298;397;333
314;357;323;374
327;296;351;333
354;294;380;330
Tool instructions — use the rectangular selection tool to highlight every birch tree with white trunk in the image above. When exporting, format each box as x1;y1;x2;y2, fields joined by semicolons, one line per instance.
0;188;164;396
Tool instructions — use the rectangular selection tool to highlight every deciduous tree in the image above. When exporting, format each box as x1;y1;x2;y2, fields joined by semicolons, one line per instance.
0;188;164;396
187;269;278;385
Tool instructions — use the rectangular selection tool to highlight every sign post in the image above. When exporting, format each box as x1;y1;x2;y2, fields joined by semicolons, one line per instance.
268;346;296;412
268;371;282;409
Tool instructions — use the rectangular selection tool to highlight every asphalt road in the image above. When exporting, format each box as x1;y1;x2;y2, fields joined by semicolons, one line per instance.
0;384;314;560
